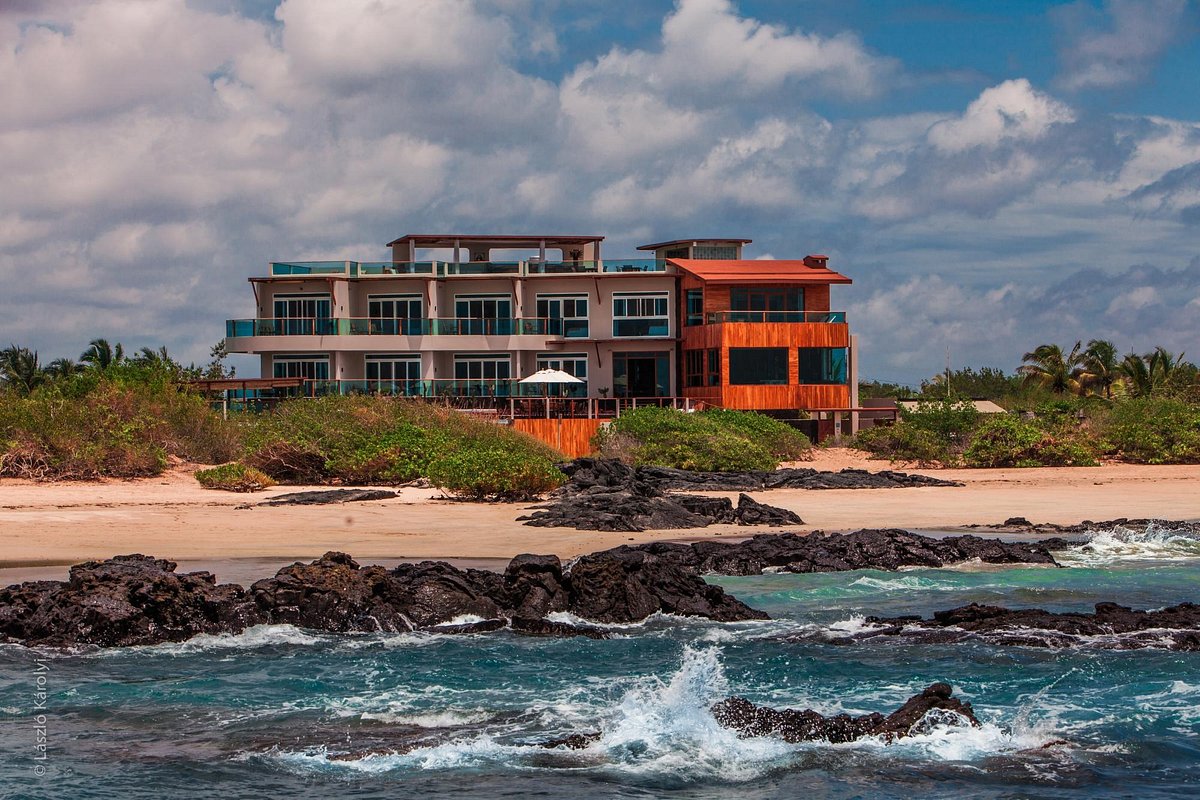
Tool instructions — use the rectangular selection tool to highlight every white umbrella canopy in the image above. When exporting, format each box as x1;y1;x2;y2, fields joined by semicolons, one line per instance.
518;368;583;384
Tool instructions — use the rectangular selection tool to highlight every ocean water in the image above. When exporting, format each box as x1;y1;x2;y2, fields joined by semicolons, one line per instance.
2;525;1199;799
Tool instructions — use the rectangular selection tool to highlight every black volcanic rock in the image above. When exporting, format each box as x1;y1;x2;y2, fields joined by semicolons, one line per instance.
562;458;962;492
858;601;1200;651
567;548;769;623
602;529;1059;577
257;489;397;506
0;546;770;647
521;459;960;532
711;682;979;744
0;554;265;647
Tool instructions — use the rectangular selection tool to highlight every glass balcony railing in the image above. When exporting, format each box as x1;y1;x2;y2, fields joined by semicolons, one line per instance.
612;319;671;337
526;260;599;274
299;379;588;399
441;261;522;275
704;311;847;324
225;318;566;337
262;259;674;278
602;258;668;273
269;261;351;276
356;261;436;276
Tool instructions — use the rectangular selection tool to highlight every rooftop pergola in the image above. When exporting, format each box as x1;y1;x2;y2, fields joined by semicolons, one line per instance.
387;233;606;263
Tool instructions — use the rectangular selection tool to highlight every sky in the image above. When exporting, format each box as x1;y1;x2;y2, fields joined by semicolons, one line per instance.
2;0;1199;385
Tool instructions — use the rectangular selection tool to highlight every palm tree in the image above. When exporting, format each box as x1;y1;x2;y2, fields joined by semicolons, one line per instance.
45;357;81;378
0;345;47;395
80;338;124;371
1119;352;1154;398
1018;341;1085;395
1080;339;1119;399
1119;347;1188;398
134;345;174;367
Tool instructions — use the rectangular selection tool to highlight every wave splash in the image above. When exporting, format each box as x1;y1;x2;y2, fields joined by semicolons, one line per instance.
1058;523;1200;566
270;647;1062;782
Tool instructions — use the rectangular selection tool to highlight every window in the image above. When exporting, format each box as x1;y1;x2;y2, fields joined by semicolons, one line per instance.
693;245;737;259
453;354;512;395
272;293;333;335
612;292;670;337
707;348;720;386
729;348;788;385
685;349;704;387
613;352;671;397
366;355;421;393
454;294;512;335
729;287;804;322
798;348;848;384
685;289;703;326
536;353;588;397
367;294;422;335
272;355;329;380
536;294;589;338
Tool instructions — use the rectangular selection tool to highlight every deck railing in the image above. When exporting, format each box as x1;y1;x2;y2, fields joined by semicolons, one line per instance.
265;259;672;278
704;310;847;324
226;317;567;337
207;379;692;418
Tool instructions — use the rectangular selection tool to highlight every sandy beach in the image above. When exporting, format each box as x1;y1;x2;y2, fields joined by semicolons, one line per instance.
2;449;1198;583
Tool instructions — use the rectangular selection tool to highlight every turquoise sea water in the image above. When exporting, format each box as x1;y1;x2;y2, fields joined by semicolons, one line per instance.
2;525;1199;799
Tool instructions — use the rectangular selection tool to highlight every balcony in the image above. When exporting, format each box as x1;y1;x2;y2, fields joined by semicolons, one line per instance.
602;258;667;273
226;317;568;337
704;311;847;324
263;259;672;278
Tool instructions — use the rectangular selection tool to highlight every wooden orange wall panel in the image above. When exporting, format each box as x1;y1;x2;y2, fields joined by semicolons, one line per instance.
511;418;604;458
720;322;850;348
718;384;849;410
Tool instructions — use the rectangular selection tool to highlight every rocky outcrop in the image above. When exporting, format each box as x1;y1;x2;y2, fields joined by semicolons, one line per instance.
256;489;398;506
0;555;265;647
520;458;961;532
1;548;766;647
561;458;963;492
964;517;1200;539
856;602;1200;651
567;548;769;623
593;529;1059;577
711;682;979;744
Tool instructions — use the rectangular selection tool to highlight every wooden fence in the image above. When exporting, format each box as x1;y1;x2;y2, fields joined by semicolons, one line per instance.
510;418;605;458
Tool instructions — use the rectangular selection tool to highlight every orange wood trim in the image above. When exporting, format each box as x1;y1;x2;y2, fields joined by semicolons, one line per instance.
511;418;604;459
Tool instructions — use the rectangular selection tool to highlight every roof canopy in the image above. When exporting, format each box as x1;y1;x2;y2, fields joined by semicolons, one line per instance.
387;233;604;248
668;258;852;285
637;238;752;251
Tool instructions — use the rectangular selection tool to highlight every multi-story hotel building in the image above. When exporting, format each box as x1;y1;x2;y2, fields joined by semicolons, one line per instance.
223;233;858;433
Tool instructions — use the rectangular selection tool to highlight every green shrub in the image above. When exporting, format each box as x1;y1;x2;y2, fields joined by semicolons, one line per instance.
239;395;565;497
963;414;1097;467
427;442;565;501
1100;397;1200;464
195;462;276;492
900;398;981;441
0;373;238;480
851;423;949;464
592;407;810;471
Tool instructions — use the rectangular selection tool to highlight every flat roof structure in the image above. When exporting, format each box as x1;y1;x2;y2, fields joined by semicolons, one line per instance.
386;233;605;248
637;238;752;251
669;258;852;284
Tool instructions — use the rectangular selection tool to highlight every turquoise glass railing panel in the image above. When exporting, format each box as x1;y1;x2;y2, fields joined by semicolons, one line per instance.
269;262;349;276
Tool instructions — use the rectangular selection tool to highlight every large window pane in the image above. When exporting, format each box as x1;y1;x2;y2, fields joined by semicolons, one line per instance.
797;348;848;384
729;348;788;385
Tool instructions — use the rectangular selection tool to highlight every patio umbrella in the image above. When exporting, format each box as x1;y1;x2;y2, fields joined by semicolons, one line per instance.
518;368;584;386
518;368;583;417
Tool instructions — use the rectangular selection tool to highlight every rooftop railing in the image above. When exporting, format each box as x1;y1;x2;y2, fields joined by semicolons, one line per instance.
704;311;848;324
226;317;567;337
264;259;673;278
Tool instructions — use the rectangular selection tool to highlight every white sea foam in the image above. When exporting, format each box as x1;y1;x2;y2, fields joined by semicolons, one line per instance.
1057;523;1200;566
269;647;1069;782
97;624;327;656
848;575;946;592
359;709;493;728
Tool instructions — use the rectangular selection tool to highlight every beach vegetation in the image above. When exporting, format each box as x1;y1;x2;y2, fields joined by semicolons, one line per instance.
240;395;566;497
194;462;276;492
593;407;810;471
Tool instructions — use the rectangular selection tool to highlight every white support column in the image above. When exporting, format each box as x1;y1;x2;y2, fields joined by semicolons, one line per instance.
850;334;860;436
